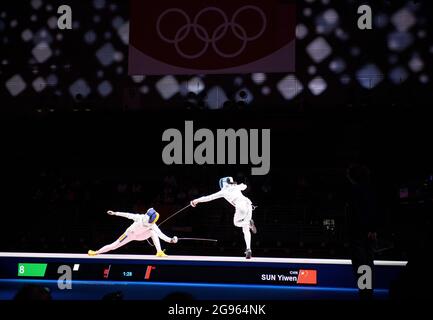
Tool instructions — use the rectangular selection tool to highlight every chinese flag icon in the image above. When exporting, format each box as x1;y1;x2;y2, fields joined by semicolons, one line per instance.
297;269;317;285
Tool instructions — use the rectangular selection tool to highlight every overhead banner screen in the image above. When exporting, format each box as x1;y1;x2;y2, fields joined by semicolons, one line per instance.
128;0;296;75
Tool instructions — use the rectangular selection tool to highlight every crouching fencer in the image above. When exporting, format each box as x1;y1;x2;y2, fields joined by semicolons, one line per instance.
88;208;178;257
190;177;257;259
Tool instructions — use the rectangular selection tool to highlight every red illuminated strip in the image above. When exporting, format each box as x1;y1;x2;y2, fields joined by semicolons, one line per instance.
103;265;111;279
144;266;156;280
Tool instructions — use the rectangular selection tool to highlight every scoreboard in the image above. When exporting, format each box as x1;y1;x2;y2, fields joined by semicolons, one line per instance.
1;253;406;287
10;260;319;286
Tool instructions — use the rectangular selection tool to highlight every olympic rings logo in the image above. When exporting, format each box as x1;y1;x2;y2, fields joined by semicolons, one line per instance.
156;6;267;59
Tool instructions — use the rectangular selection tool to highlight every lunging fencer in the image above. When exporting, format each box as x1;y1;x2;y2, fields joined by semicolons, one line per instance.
190;177;257;259
88;208;178;257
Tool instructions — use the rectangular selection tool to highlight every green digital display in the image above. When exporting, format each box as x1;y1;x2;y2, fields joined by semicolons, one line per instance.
17;263;48;277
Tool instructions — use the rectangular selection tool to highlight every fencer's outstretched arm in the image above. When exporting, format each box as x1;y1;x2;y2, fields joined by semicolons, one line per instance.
237;183;247;191
107;210;139;221
153;224;177;243
193;190;224;205
191;184;248;207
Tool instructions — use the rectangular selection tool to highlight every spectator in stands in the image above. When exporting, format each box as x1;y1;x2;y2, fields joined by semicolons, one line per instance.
346;164;378;300
163;292;194;300
14;285;52;301
102;291;124;300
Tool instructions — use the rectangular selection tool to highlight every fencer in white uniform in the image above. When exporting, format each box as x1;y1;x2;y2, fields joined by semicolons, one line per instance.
191;177;257;259
88;208;178;257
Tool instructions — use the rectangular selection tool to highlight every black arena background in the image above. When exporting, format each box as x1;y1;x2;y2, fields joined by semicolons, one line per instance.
0;0;432;303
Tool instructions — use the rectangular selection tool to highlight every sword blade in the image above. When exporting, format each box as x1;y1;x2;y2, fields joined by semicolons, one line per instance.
178;238;218;242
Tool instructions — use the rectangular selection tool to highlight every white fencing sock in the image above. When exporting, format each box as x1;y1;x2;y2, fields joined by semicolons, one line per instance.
242;225;251;250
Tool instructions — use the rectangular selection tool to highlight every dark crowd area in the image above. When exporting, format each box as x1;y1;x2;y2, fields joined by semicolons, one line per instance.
0;109;431;262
